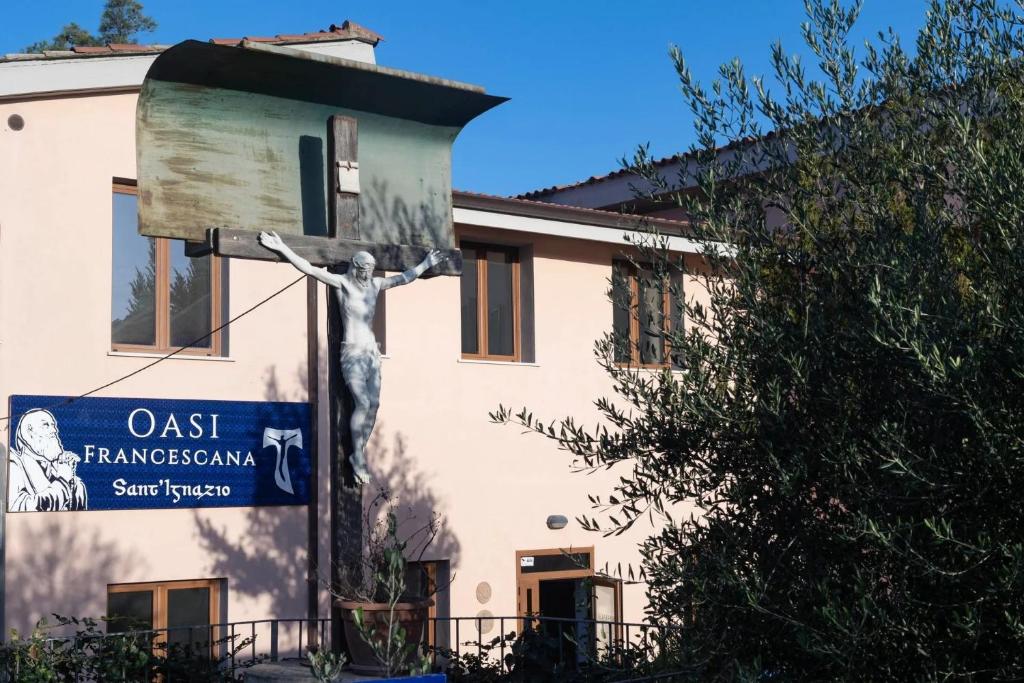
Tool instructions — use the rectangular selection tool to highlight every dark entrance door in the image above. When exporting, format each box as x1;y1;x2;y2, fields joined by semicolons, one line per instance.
515;547;623;666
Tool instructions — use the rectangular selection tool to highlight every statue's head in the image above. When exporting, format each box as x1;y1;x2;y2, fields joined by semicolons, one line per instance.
350;251;376;284
16;409;63;461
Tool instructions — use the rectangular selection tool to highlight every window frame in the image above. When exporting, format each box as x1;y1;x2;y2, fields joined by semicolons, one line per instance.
111;181;223;357
107;577;222;654
613;259;682;369
460;242;522;362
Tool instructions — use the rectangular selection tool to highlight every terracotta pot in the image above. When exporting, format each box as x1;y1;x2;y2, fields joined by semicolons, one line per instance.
335;598;433;675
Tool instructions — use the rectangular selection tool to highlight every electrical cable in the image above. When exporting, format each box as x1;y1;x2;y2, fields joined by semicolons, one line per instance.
0;274;306;429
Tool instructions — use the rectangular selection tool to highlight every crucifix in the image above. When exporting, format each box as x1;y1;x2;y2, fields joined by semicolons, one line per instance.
134;37;506;658
256;115;453;655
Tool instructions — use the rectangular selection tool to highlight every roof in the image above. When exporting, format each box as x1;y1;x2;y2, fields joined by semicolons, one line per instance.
516;151;686;201
516;130;776;201
1;20;382;63
452;190;701;254
453;189;692;235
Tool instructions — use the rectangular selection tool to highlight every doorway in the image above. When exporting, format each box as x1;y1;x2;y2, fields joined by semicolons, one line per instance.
515;547;623;662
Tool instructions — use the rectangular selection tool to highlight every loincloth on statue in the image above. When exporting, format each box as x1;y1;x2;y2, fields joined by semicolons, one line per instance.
340;342;381;382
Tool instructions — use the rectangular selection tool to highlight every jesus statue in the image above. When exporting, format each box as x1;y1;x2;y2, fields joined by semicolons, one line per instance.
258;230;446;484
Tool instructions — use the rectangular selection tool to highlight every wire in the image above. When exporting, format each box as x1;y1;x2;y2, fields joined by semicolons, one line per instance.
0;274;306;428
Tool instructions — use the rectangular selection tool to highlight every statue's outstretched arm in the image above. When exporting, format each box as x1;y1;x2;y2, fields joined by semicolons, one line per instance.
258;231;343;288
380;249;447;290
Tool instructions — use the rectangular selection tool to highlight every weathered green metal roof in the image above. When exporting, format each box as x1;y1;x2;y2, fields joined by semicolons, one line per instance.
145;40;507;127
136;39;507;260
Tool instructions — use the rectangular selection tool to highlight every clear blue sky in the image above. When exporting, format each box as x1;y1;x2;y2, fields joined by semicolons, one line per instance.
3;1;929;197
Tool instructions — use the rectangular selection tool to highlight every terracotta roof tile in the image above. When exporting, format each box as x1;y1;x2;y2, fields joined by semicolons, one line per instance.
1;20;383;64
330;20;384;44
292;32;337;42
209;20;383;48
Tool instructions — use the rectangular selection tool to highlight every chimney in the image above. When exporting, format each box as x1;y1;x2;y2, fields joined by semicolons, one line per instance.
285;20;383;65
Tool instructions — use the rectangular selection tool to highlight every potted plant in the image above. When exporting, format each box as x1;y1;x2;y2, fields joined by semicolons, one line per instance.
331;490;444;676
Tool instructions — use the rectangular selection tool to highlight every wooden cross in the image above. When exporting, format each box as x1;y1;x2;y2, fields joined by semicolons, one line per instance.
322;115;383;658
328;115;360;241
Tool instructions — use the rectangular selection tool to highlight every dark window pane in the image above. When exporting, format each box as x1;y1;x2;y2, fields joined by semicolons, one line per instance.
167;587;211;651
638;270;665;365
169;244;213;349
486;249;515;357
460;250;479;354
404;562;435;601
111;192;156;346
612;262;633;363
107;590;153;633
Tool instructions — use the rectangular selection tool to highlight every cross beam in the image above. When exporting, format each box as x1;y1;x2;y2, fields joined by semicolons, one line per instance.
206;228;463;276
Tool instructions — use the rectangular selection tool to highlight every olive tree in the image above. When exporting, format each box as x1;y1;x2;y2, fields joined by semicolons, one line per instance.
495;1;1024;679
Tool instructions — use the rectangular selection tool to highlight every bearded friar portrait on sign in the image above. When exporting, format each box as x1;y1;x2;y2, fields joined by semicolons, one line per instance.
258;231;447;484
8;409;88;511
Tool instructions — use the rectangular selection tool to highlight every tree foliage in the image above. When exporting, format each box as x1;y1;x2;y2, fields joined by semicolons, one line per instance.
98;0;157;44
495;0;1024;679
25;0;156;52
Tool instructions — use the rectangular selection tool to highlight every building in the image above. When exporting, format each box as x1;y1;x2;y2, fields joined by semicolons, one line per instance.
0;21;703;652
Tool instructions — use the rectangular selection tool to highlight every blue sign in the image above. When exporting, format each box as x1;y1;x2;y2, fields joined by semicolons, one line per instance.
7;395;312;512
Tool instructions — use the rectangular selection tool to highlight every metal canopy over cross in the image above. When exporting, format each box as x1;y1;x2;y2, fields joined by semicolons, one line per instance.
137;39;506;273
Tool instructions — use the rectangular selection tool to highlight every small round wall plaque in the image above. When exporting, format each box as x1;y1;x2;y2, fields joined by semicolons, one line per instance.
475;609;494;635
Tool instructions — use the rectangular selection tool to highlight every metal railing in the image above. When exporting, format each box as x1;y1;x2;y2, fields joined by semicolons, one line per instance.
1;618;329;681
429;615;686;676
9;614;684;680
91;617;330;664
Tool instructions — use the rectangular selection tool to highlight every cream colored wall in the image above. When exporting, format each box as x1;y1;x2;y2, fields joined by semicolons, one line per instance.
0;91;706;638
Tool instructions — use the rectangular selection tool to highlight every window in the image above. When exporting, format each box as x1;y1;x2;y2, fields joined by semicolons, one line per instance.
111;181;223;355
107;578;222;654
460;243;522;361
612;260;683;368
